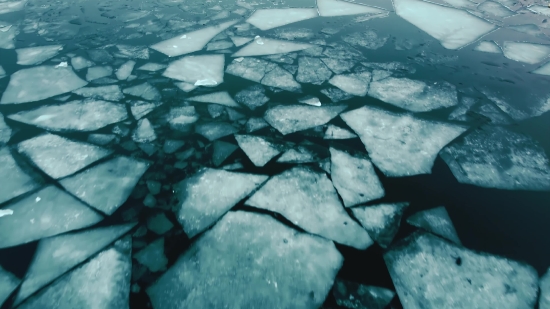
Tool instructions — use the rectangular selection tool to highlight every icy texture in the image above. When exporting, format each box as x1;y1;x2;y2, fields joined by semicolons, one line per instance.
407;206;461;244
440;126;550;191
330;148;384;207
151;20;238;57
147;213;174;235
368;77;458;112
541;268;550;309
206;40;233;51
132;118;157;143
230;36;252;47
235;135;282;167
264;105;347;135
195;122;238;141
0;147;41;204
9;100;127;132
116;60;135;80
71;56;94;71
212;141;238;166
478;1;515;18
60;156;150;215
130;100;160;120
116;45;149;59
16;45;63;65
394;0;496;49
502;42;550;64
0;65;5;79
123;82;161;101
474;40;501;53
233;38;315;57
1;66;88;104
296;57;333;84
261;66;301;92
166;106;199;132
533;61;550;76
0;25;16;49
73;85;124;101
322;58;356;74
0;0;26;15
318;0;387;17
332;279;395;309
135;238;167;272
176;168;268;238
298;96;321;107
0;186;103;249
18;238;131;309
226;57;277;83
341;106;467;177
147;211;343;309
246;8;318;30
138;62;166;72
0;266;19;307
188;91;239;108
351;203;408;248
17;133;112;179
325;124;356;139
384;232;538;309
86;66;112;81
343;31;388;50
246;166;374;249
0;114;10;144
277;146;316;163
246;117;269;132
329;72;371;96
15;224;135;305
163;54;224;85
234;85;269;110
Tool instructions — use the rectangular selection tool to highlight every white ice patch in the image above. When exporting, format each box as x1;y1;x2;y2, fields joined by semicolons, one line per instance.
123;82;161;101
502;41;550;64
0;147;41;205
229;35;253;47
233;37;315;57
137;62;167;72
0;0;26;15
163;54;224;86
235;135;283;167
533;61;550;76
115;60;135;80
407;206;461;244
16;45;63;66
73;85;124;101
474;40;501;53
317;0;386;17
86;66;113;81
246;8;318;30
188;91;240;108
329;72;371;97
132;118;157;143
352;203;408;248
71;56;94;71
264;104;347;135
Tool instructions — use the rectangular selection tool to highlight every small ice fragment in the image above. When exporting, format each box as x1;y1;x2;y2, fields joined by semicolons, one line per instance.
54;61;68;68
0;209;13;217
351;203;408;248
407;206;461;244
194;79;218;86
318;0;387;17
298;96;321;106
474;40;501;53
164;54;224;85
254;35;264;45
264;104;347;135
188;91;239;108
502;41;550;64
16;45;63;66
234;57;244;62
235;135;283;167
233;38;315;57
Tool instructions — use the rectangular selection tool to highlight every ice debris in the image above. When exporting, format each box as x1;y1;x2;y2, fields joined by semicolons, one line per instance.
132;118;157;143
324;124;356;139
123;82;161;101
474;40;501;53
233;38;315;57
16;45;63;66
195;122;238;141
246;8;318;31
73;85;124;101
541;269;550;309
130;100;161;120
234;85;269;110
147;213;174;235
502;41;550;64
478;1;515;18
135;238;167;272
116;60;135;80
86;66;113;81
116;44;149;59
264;104;347;135
163;54;224;86
0;0;26;15
351;203;408;248
188;91;240;108
71;56;94;71
332;279;395;309
533;61;550;76
212;141;238;166
137;62;166;72
235;134;283;167
230;35;253;47
407;206;461;244
0;147;42;204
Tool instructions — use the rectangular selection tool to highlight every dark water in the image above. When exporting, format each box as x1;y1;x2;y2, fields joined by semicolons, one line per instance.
0;0;550;308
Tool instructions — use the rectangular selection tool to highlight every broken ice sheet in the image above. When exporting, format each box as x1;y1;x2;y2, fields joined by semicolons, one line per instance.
394;0;497;49
166;106;199;132
0;147;42;204
332;279;395;309
60;156;150;215
474;40;501;53
261;66;301;92
234;85;269;110
246;166;373;249
407;206;461;244
341;106;467;177
502;41;550;64
0;0;26;15
440;125;550;191
135;238;167;272
18;237;131;309
1;66;88;104
71;56;94;71
317;0;387;17
16;45;63;66
147;213;174;235
235;134;283;167
478;1;515;18
329;72;371;97
0;114;11;144
0;24;16;49
0;186;103;249
163;54;224;86
115;44;149;59
132;118;157;143
533;61;550;76
384;232;539;309
137;62;167;72
17;133;113;179
195;122;238;141
147;211;343;309
123;82;161;101
276;144;318;164
188;91;240;108
321;58;356;74
246;8;318;31
176;168;268;238
115;60;135;80
264;104;347;135
0;65;5;79
0;265;19;307
151;20;238;57
212;141;238;166
73;85;124;101
226;57;277;83
14;223;135;305
233;37;315;57
324;124;356;139
368;77;458;112
130;100;161;120
86;66;113;81
296;57;333;84
342;30;388;50
230;35;252;47
351;203;408;248
9;99;127;132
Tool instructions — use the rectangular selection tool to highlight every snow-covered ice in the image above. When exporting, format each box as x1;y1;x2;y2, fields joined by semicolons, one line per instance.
226;57;277;83
261;66;302;92
16;45;63;65
329;72;371;97
502;42;550;64
115;44;149;59
163;54;224;86
324;124;356;139
234;85;269;110
0;147;42;205
233;38;315;57
0;0;26;15
132;118;157;143
296;57;333;84
276;145;317;163
130;100;161;120
188;91;240;108
195;122;238;141
317;0;387;17
71;56;94;71
73;85;124;101
332;279;395;309
246;166;374;249
235;134;283;167
264;104;347;135
321;58;356;74
123;82;161;101
351;203;408;248
115;60;135;80
407;206;461;244
246;8;318;31
165;106;199;132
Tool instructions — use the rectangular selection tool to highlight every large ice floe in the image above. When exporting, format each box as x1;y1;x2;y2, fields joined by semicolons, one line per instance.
385;232;539;309
16;45;63;66
1;66;87;104
235;134;283;167
264;104;347;135
317;0;387;17
341;106;467;177
147;211;343;309
233;37;315;57
501;42;550;64
246;166;373;249
163;54;224;86
246;8;318;30
440;126;550;191
0;147;42;205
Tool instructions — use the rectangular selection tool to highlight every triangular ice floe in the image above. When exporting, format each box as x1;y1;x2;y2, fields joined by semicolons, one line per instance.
351;203;408;248
318;0;387;17
407;206;461;244
188;91;240;108
264;104;347;135
246;8;318;30
0;147;42;205
235;134;283;167
163;54;225;86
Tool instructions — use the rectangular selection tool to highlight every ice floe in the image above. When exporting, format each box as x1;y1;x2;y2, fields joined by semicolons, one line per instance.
332;279;395;309
351;203;408;248
229;35;252;47
166;106;199;132
541;269;550;309
132;118;157;143
264;104;347;135
474;40;501;53
86;66;112;81
233;37;315;57
226;57;277;83
261;66;302;92
0;0;26;15
71;56;94;71
9;99;127;132
324;124;356;139
341;106;467;176
212;141;238;166
73;85;124;101
0;266;19;307
123;82;161;101
246;8;318;31
407;206;461;244
115;60;135;80
329;72;371;97
137;62;166;72
235;134;283;167
234;85;269;110
0;24;16;49
0;147;42;205
188;91;240;108
1;66;88;104
477;1;515;18
317;0;387;17
17;133;113;179
130;100;160;120
16;45;63;65
116;44;149;59
502;41;550;64
0;114;11;144
134;238;167;272
321;58;356;74
163;54;224;86
440;126;550;191
246;166;374;249
276;145;317;163
533;61;550;76
0;65;5;79
296;57;333;84
195;122;238;141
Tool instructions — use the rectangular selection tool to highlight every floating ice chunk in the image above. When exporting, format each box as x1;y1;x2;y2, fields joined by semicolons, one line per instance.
332;279;395;309
0;186;103;249
86;66;112;81
265;104;347;135
229;35;252;47
115;60;135;80
341;106;467;177
9;99;127;132
166;106;199;132
298;96;322;107
276;145;317;163
0;24;16;49
188;91;240;108
407;206;461;244
71;56;94;71
196;122;238;141
123;82;161;101
235;85;269;110
212;141;238;166
135;238;167;272
151;20;238;57
246;167;373;249
175;82;197;92
321;58;356;74
296;57;332;84
16;45;62;66
329;72;371;96
261;66;301;92
147;211;343;309
533;61;550;76
352;203;408;248
132;118;157;143
130;100;160;120
194;79;217;86
233;38;315;57
147;213;174;235
321;87;353;102
18;237;131;309
206;40;233;51
440;126;550;191
324;124;356;139
54;61;67;67
394;0;497;49
0;65;5;79
176;168;268;238
115;44;149;59
384;232;538;309
246;8;318;30
235;135;282;167
0;209;13;217
137;62;166;72
368;77;458;112
245;118;269;132
1;66;88;104
0;265;19;307
317;0;386;17
0;148;42;204
0;114;11;144
478;1;515;18
343;30;388;50
60;156;150;215
474;40;501;53
163;140;185;154
502;41;550;64
441;0;478;9
541;269;550;309
163;54;224;86
0;0;26;15
14;224;135;305
73;85;124;101
18;133;112;179
330;148;385;207
226;57;277;83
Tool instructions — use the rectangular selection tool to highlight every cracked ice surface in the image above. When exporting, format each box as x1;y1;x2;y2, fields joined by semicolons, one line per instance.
264;104;347;135
246;8;318;31
163;54;224;86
